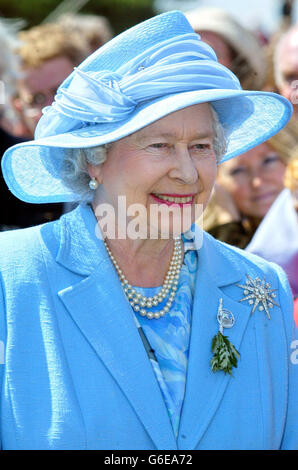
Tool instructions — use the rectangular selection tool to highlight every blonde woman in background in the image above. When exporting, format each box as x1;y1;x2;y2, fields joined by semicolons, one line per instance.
204;121;298;247
204;121;298;297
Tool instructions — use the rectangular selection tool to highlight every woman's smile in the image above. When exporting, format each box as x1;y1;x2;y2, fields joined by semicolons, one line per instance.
1;9;296;453
91;103;217;237
250;190;279;203
150;193;196;206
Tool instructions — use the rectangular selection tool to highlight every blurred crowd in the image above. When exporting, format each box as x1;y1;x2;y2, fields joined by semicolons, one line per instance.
185;6;298;311
0;6;297;309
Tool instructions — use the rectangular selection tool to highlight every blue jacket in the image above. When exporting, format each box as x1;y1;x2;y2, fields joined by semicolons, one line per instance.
0;204;297;450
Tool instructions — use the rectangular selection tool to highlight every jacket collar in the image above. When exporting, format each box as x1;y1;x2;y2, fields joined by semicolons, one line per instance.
56;203;109;275
56;204;177;449
186;221;243;286
56;204;251;449
57;204;243;286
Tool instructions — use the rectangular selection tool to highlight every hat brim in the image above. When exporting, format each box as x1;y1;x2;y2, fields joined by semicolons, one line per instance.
2;88;292;203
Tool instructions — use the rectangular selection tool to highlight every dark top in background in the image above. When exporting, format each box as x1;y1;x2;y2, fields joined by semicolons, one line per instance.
0;127;63;229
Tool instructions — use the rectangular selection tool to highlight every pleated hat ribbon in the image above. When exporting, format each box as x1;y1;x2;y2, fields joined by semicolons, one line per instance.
35;33;240;139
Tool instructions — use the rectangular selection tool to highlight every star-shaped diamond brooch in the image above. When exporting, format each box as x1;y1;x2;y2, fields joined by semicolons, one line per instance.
237;275;279;319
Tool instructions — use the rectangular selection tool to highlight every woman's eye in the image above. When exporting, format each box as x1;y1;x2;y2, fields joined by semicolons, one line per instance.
263;155;280;166
192;143;211;150
285;74;298;83
149;143;168;149
229;167;247;177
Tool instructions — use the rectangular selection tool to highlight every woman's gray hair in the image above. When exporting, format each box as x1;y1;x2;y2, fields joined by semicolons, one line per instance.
211;106;227;162
61;106;227;201
61;144;110;201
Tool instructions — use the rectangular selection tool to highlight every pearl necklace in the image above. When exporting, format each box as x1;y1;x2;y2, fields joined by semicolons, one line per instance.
103;238;183;320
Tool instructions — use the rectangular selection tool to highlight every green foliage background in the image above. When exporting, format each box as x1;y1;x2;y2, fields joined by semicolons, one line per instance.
0;0;156;33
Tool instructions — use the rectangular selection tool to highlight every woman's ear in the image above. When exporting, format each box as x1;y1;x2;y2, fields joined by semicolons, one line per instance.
87;163;103;185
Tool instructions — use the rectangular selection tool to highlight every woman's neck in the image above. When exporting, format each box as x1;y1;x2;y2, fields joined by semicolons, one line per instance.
91;197;183;287
104;236;176;288
91;198;182;287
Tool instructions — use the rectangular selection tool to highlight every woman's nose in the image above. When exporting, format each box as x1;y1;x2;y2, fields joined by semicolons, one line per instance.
169;147;198;184
251;175;263;188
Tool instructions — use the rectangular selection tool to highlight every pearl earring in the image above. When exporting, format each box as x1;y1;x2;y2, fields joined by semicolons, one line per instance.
89;177;99;190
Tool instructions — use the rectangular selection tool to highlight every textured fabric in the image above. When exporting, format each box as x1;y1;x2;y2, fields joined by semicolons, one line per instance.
35;34;239;136
133;249;197;437
0;204;297;449
1;11;292;204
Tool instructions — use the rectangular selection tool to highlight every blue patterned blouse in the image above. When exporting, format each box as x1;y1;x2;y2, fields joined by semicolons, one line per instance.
132;244;198;437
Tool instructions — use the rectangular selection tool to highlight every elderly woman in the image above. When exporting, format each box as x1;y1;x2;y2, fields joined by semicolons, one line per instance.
0;11;297;450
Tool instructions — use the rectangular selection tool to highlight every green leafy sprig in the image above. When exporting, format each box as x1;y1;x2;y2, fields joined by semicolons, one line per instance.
210;332;240;376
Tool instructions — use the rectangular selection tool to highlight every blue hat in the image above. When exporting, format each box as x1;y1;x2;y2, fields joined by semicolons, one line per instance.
1;11;292;204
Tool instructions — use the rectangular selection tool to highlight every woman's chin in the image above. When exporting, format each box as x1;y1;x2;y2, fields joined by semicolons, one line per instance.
147;216;195;239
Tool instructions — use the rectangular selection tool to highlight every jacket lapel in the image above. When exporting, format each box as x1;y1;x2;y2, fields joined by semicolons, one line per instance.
56;205;177;450
55;206;253;449
178;231;252;449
